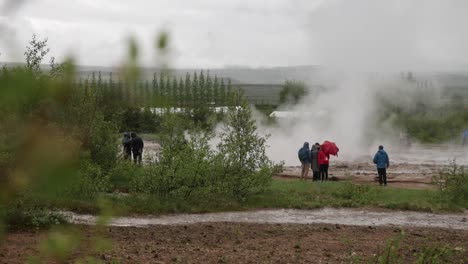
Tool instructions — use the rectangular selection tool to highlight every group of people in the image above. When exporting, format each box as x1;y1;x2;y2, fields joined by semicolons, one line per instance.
298;142;330;182
122;132;144;163
298;142;390;186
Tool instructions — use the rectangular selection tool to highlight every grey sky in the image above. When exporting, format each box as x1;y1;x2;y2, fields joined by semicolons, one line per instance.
0;0;321;68
0;0;467;70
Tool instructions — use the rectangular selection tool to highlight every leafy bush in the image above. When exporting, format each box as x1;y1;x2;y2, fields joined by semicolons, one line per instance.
130;127;219;199
53;159;109;202
3;194;67;230
130;93;278;202
334;182;377;205
109;161;144;192
217;92;276;200
432;161;468;207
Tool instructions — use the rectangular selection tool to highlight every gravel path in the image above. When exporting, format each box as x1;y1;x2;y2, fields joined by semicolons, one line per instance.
62;208;468;230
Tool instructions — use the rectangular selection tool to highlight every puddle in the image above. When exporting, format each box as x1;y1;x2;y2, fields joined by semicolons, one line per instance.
61;209;468;230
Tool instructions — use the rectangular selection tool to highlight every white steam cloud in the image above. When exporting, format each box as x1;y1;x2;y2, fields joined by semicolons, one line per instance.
261;0;468;165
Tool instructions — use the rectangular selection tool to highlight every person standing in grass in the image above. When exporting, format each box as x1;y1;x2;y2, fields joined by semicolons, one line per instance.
373;145;390;186
298;142;311;180
122;132;132;160
310;143;321;181
131;132;144;164
318;146;329;182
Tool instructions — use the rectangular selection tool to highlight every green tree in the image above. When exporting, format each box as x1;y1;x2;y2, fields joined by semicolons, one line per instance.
206;72;213;105
226;78;233;102
213;75;220;106
192;71;199;104
144;80;150;106
184;73;192;108
91;72;97;90
159;73;165;97
199;70;206;104
171;76;178;104
152;73;159;98
219;78;226;106
178;77;184;107
278;80;307;105
97;71;103;88
137;80;144;105
217;91;274;200
165;75;171;104
24;34;50;73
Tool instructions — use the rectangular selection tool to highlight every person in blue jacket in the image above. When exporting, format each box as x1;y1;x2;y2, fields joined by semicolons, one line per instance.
298;142;311;180
373;145;390;186
463;129;468;146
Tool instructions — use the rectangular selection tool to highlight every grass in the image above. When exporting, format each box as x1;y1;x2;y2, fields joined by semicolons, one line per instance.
243;180;440;212
34;179;464;217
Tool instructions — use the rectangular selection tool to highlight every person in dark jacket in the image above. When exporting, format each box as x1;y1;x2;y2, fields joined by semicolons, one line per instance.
122;132;132;160
373;145;390;186
310;143;320;181
298;142;311;180
131;132;144;164
318;147;329;182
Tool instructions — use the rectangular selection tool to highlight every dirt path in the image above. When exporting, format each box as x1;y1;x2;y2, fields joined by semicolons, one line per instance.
62;208;468;230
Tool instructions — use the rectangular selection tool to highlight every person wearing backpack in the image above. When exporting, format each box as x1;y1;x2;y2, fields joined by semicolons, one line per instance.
298;142;311;180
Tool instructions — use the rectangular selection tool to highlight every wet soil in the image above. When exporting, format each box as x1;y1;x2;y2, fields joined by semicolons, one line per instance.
278;143;468;189
2;223;467;263
278;162;438;190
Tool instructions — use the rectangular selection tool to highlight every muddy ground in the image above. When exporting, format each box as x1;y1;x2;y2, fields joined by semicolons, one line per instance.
1;223;467;263
279;161;437;189
279;144;468;189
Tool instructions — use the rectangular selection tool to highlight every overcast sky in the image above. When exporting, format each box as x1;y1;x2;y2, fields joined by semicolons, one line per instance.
1;0;468;70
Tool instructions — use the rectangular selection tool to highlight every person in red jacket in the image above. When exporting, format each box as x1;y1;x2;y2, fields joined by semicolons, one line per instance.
318;148;329;182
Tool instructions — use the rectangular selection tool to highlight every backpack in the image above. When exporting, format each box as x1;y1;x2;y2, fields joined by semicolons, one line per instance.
298;147;308;161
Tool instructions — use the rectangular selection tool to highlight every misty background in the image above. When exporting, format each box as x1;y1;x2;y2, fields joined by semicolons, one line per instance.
2;0;468;165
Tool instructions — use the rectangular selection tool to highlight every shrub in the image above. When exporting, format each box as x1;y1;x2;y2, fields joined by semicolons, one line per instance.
130;127;218;199
335;182;377;206
130;93;278;202
109;161;144;192
432;161;468;207
62;159;110;201
217;92;276;200
3;193;67;229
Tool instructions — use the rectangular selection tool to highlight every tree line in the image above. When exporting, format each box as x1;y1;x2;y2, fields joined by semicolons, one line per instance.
78;70;235;108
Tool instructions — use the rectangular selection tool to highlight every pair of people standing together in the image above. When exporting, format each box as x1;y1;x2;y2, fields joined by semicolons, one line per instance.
298;142;329;181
